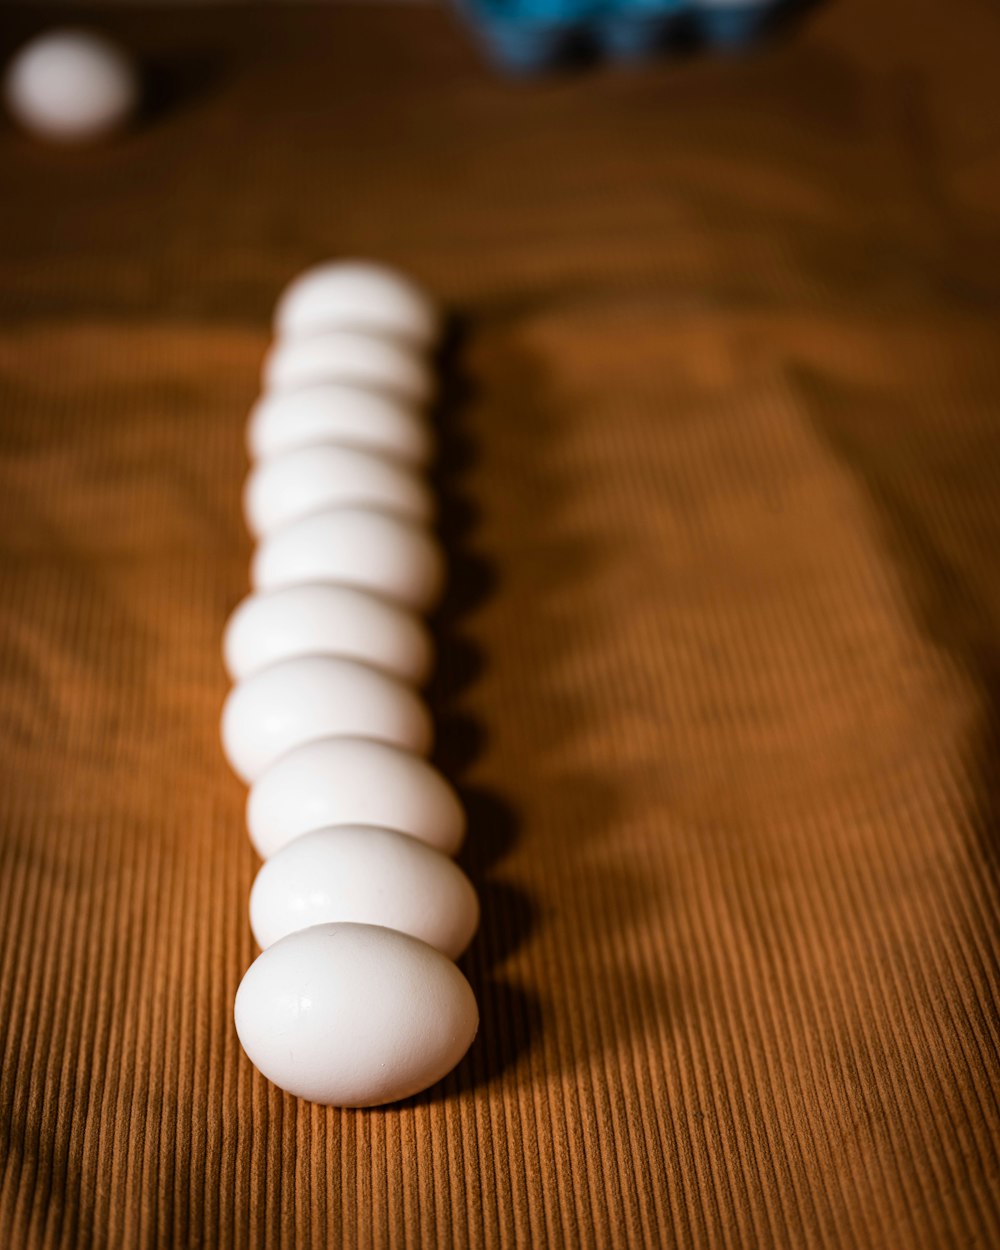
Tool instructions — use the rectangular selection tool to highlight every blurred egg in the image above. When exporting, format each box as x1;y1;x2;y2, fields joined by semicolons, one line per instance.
251;506;444;612
221;655;432;784
246;384;433;466
4;29;138;143
223;583;433;685
274;260;439;349
247;736;465;859
234;922;478;1106
249;825;479;958
262;331;433;405
243;444;433;539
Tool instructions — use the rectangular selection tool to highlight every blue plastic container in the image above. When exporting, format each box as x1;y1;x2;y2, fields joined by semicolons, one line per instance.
456;0;779;72
596;0;688;61
457;0;593;73
694;0;772;48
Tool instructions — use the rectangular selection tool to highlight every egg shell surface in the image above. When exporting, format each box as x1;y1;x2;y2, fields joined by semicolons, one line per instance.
4;29;138;142
274;261;439;349
251;507;444;612
262;331;433;405
243;444;433;539
223;583;433;685
246;385;433;466
221;656;432;784
247;736;465;859
249;825;479;958
234;922;478;1106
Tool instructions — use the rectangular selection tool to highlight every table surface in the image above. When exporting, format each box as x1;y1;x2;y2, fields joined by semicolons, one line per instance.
1;3;999;1248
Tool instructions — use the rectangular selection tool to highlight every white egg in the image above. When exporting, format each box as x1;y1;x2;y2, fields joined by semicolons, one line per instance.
4;29;138;143
243;445;433;540
234;922;477;1106
223;583;433;685
246;385;433;466
262;331;433;405
247;736;465;859
251;506;444;612
249;826;479;958
274;261;439;350
221;656;432;784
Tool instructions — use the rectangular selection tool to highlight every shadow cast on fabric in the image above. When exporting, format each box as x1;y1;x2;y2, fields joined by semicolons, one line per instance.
422;317;543;1092
141;48;228;128
425;322;676;1097
795;361;1000;895
480;332;678;1070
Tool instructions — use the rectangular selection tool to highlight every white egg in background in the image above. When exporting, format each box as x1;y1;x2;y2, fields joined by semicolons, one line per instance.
4;29;138;143
243;444;434;539
251;506;445;612
262;331;433;406
274;261;440;350
221;655;433;784
249;826;479;958
246;385;433;466
247;736;465;860
234;922;478;1107
223;583;433;685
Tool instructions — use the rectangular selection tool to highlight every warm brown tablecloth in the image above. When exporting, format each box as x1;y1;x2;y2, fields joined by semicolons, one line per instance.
1;3;998;1247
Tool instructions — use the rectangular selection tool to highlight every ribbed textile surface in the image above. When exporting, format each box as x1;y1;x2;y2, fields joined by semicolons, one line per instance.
1;4;999;1248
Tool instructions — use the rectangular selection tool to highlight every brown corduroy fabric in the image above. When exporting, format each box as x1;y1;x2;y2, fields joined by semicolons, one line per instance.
1;3;999;1247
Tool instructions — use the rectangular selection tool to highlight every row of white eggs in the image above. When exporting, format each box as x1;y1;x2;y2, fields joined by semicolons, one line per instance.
224;262;480;1107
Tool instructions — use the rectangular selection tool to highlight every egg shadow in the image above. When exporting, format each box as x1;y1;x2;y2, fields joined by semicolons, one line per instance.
423;316;542;1087
141;47;227;128
436;323;676;1090
418;317;683;1097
